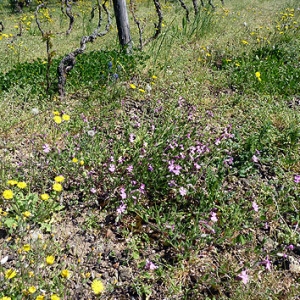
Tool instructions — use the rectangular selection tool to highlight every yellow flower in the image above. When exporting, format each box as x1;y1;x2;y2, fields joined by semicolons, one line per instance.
52;111;60;116
62;114;70;121
61;269;71;278
54;175;65;183
255;71;262;82
28;271;34;277
5;269;17;279
0;297;12;300
79;160;84;166
2;190;14;200
36;296;45;300
23;211;31;218
129;83;136;89
91;279;105;295
152;75;157;79
139;89;145;93
72;157;78;163
241;40;249;45
23;244;31;252
7;179;18;186
40;193;50;201
46;255;55;265
28;286;36;294
53;116;62;124
17;181;27;189
50;295;60;300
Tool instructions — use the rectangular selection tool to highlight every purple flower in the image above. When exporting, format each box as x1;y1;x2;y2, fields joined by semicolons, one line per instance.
148;164;153;172
287;244;294;250
294;175;300;183
90;187;97;194
168;180;177;187
210;212;218;223
117;202;126;215
127;165;133;173
252;155;259;163
109;164;116;173
145;259;158;270
237;270;249;285
81;113;88;123
179;187;187;196
261;256;271;271
120;188;127;200
168;161;182;175
223;157;234;167
112;73;119;80
252;201;259;212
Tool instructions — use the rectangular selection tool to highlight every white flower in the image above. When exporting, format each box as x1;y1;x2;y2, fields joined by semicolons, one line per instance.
87;130;96;137
31;108;39;115
1;255;9;265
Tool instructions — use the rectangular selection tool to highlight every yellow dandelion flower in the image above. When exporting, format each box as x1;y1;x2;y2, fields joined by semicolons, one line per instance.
36;296;45;300
72;157;78;163
62;114;70;121
17;181;27;189
52;111;60;116
5;269;17;279
79;160;84;166
2;190;14;200
28;271;34;277
46;255;55;265
28;286;36;294
139;89;145;93
40;193;50;201
54;175;65;183
7;179;18;186
61;269;71;278
255;71;262;82
23;211;31;218
0;297;12;300
53;183;62;192
91;279;105;295
50;295;60;300
241;40;249;45
23;244;31;252
53;116;62;124
129;83;136;89
152;75;157;79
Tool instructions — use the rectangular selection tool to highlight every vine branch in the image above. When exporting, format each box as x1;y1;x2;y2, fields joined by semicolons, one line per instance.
57;1;111;100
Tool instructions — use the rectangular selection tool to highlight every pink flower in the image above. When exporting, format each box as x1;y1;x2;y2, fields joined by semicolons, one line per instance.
252;155;259;163
179;187;187;196
210;212;218;223
120;188;127;200
261;256;271;271
43;144;51;153
109;164;116;173
252;201;259;212
129;133;135;143
294;175;300;183
145;259;158;270
127;165;133;173
117;202;127;215
237;270;249;285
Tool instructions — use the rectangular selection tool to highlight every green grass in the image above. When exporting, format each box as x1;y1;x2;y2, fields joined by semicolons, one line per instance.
0;0;300;299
